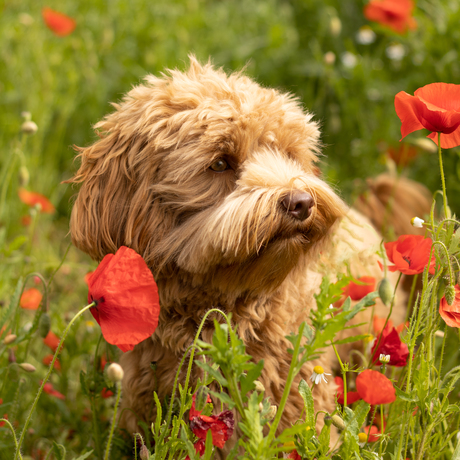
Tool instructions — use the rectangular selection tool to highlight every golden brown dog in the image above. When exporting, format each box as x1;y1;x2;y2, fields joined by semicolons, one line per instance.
68;57;408;451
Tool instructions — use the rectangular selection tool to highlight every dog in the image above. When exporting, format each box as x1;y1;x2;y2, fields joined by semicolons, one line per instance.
68;56;409;452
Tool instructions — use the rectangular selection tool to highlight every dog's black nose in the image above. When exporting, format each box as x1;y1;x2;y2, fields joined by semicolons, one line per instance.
281;191;315;221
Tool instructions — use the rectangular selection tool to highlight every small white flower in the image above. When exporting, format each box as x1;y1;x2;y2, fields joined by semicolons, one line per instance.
356;26;376;45
341;52;357;69
310;365;331;384
411;217;424;228
379;354;390;364
328;304;334;310
386;43;406;61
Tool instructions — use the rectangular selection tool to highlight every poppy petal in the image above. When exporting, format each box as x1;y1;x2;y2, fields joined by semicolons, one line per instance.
356;370;396;405
20;288;43;310
395;92;426;139
42;8;76;37
18;188;55;214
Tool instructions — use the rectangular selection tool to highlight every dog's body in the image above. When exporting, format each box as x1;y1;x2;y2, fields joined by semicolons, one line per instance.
69;58;406;450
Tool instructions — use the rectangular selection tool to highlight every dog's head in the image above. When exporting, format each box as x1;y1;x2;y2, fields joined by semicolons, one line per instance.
69;56;345;298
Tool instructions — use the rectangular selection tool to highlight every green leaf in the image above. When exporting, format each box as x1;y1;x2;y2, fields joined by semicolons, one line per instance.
239;359;264;396
298;379;315;427
0;277;23;333
353;400;370;428
72;451;94;460
318;422;331;452
203;429;213;460
194;360;228;387
154;391;162;436
52;442;66;460
7;235;28;253
395;386;418;403
208;390;236;409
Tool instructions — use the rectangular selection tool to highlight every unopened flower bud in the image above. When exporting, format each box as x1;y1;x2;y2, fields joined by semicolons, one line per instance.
379;354;390;364
411;217;424;228
254;380;265;392
18;166;30;187
267;405;277;420
324;415;332;427
445;285;456;306
21;111;32;121
413;137;438;153
140;444;150;460
331;414;345;430
435;330;445;339
21;121;38;135
107;363;124;383
378;278;393;306
19;363;36;373
8;348;16;363
38;313;51;338
3;334;17;345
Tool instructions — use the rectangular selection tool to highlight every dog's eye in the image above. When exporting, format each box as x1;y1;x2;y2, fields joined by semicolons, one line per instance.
210;159;229;172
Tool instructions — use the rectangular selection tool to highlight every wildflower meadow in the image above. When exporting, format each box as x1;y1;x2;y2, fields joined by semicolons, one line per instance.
2;1;460;459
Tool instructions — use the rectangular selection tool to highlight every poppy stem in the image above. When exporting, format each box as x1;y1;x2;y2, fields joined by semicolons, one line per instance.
431;241;455;286
14;301;96;460
0;418;22;459
104;382;122;460
437;132;449;219
331;343;347;406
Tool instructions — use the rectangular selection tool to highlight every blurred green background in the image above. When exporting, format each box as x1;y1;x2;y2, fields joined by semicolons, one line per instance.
3;0;460;222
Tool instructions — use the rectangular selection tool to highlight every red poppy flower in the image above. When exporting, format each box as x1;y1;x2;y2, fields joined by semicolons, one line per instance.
343;276;376;301
356;370;396;405
395;83;460;149
387;144;418;167
87;246;160;353
185;440;206;460
189;392;234;449
189;393;213;419
364;425;381;442
20;288;42;310
364;0;416;34
0;413;8;428
18;188;55;214
43;382;65;400
43;331;61;352
42;354;61;371
371;323;409;366
439;284;460;328
84;271;94;286
373;315;407;336
288;450;301;460
21;215;32;226
335;376;362;405
42;8;76;37
382;235;435;275
101;387;114;398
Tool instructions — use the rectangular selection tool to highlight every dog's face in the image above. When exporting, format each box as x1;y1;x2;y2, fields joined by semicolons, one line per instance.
70;57;345;299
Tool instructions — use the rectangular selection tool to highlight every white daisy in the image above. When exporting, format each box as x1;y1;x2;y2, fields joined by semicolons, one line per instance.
379;354;391;364
411;216;424;228
310;365;331;385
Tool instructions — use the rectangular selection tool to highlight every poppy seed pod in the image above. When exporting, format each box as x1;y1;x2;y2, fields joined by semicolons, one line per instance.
445;285;456;306
19;363;36;373
107;363;124;383
38;313;51;338
21;121;38;135
378;278;393;306
3;334;17;345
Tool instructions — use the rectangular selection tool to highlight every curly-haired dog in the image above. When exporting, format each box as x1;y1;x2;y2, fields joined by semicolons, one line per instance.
69;57;406;450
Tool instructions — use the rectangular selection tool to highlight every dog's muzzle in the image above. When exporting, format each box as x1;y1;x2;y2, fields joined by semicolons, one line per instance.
281;190;315;221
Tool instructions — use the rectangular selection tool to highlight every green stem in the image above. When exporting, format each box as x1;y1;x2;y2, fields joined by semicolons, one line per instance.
431;241;454;285
437;132;449;219
379;405;384;456
369;273;402;367
90;394;103;460
332;343;347;406
104;382;122;460
14;301;96;460
1;418;22;460
267;322;305;443
405;274;418;324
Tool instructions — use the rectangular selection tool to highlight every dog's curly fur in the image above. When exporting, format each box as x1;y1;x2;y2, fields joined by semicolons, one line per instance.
68;57;404;451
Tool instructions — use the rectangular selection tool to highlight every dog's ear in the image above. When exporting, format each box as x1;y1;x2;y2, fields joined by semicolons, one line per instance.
66;114;168;264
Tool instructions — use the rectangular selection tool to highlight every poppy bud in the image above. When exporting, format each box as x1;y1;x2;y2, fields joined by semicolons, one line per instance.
21;121;38;135
331;414;345;430
324;415;332;427
8;348;16;363
18;166;30;187
254;380;265;392
19;363;36;373
3;334;17;345
106;363;124;383
445;285;456;306
140;445;150;460
267;405;277;420
38;313;51;338
195;386;209;412
378;278;393;306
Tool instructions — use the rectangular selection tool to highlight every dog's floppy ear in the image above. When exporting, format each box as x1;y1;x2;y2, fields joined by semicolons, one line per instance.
66;114;168;264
